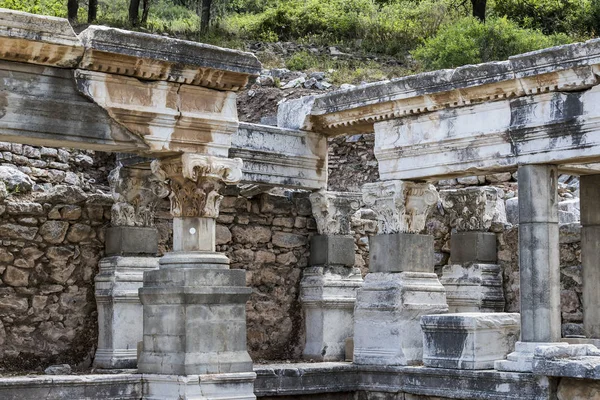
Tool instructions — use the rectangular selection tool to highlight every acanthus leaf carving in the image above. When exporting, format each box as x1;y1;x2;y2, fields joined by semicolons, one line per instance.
309;189;362;235
108;166;169;227
440;187;506;231
362;180;439;234
151;155;243;219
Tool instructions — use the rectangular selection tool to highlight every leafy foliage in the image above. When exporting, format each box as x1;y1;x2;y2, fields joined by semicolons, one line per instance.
489;0;595;37
0;0;66;17
412;16;571;70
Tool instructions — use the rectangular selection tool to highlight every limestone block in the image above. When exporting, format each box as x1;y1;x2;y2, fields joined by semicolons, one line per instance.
558;378;600;400
441;263;504;313
450;232;497;264
309;235;355;267
105;226;158;256
495;341;569;373
353;272;448;366
533;343;600;379
232;123;327;190
94;256;159;369
142;372;256;400
300;265;363;361
421;312;520;370
369;233;434;273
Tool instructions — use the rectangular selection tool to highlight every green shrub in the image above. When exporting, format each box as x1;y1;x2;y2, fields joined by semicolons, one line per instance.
489;0;593;37
0;0;66;17
412;16;572;71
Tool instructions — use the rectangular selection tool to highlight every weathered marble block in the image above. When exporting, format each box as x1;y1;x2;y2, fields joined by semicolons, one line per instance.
422;313;520;370
94;256;159;369
532;343;600;379
353;271;447;366
143;372;256;400
441;263;504;313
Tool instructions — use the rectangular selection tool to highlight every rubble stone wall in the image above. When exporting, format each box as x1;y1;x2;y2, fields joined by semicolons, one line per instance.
0;144;114;371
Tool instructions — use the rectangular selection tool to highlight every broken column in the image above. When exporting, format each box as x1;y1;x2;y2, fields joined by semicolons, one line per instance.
94;166;164;369
353;181;447;366
496;165;564;373
301;190;363;361
440;187;506;313
138;154;255;399
581;175;600;339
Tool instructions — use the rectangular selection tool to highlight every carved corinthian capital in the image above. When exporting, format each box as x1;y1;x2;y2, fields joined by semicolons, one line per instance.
362;180;439;234
151;154;243;218
108;166;169;227
309;190;362;235
440;187;506;231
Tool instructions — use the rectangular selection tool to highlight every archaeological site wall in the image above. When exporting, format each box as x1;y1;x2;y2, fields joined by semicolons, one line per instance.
0;136;586;372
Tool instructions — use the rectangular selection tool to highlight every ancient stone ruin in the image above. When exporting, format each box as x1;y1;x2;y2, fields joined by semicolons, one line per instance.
1;7;600;400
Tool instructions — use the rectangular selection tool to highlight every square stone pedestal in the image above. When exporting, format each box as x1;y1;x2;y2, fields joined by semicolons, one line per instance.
422;313;520;369
94;256;159;369
354;233;447;366
138;253;253;376
143;372;256;400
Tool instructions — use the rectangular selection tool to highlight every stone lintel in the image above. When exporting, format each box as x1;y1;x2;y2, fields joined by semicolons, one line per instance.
0;9;84;68
78;25;261;91
422;313;520;370
450;232;497;264
105;226;158;256
369;233;434;273
309;235;355;267
306;39;600;136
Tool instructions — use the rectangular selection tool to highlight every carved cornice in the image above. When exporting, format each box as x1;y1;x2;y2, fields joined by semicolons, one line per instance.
151;155;242;218
440;187;506;231
362;181;438;234
303;39;600;135
108;166;168;227
309;190;362;235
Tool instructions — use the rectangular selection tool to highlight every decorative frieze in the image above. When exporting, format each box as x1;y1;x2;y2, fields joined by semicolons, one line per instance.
309;190;362;235
362;180;438;234
150;154;242;219
108;166;168;227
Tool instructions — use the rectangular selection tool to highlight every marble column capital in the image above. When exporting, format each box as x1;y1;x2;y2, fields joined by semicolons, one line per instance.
309;189;362;235
151;154;242;219
108;166;169;227
362;180;438;234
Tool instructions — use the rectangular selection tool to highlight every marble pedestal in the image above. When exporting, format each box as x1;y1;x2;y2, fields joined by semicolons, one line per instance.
138;252;253;376
353;233;448;366
301;235;363;361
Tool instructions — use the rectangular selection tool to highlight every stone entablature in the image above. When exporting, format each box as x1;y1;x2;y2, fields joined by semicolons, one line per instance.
288;39;600;135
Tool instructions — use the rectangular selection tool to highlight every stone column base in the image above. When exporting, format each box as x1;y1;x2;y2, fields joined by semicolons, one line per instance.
353;271;447;366
143;372;256;400
301;265;363;361
495;341;568;373
138;252;253;375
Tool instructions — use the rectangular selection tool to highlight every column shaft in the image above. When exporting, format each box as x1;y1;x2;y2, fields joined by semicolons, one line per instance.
581;174;600;338
518;164;560;342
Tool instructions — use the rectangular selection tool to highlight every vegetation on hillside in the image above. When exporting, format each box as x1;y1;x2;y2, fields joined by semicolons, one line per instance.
1;0;598;80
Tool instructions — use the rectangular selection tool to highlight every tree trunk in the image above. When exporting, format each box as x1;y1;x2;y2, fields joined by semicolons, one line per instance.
129;0;141;26
200;0;212;34
471;0;487;22
67;0;78;22
141;0;151;24
88;0;98;23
